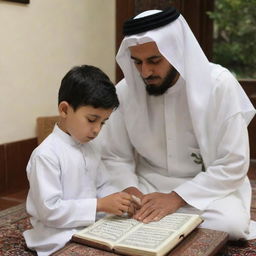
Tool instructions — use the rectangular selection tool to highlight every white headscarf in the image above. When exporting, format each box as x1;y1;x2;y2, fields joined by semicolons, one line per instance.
116;10;255;167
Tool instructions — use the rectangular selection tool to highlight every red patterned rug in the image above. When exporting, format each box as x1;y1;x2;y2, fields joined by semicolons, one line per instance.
0;180;255;256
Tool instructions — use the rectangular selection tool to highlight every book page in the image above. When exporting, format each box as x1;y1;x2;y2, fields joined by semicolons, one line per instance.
117;226;175;249
145;213;197;231
76;216;139;243
116;213;202;252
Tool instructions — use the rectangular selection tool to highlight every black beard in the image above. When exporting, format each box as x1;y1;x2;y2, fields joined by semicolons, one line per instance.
145;67;179;96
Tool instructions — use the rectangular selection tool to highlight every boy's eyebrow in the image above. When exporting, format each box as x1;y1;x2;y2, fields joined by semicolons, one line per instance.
87;114;109;121
87;114;100;118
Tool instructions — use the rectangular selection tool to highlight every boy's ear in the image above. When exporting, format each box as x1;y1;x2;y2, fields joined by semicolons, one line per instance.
58;101;69;118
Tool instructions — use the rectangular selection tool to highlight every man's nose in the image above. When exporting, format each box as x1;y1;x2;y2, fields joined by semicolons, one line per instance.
141;63;153;78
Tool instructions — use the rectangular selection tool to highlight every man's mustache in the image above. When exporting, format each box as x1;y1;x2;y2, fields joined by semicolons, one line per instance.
143;76;160;82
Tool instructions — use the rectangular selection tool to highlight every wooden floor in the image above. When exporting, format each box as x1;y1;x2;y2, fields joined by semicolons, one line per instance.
0;189;28;211
0;161;255;211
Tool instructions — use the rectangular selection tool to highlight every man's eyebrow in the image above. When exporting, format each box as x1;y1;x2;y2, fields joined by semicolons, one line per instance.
131;56;140;60
130;55;162;61
147;55;162;60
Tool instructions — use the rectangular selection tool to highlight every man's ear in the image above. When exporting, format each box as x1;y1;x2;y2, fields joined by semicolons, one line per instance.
58;101;69;118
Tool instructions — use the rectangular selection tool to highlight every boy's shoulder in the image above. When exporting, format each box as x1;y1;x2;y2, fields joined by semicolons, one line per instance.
31;132;64;161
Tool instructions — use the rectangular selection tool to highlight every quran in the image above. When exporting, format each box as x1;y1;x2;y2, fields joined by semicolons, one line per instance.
72;213;203;256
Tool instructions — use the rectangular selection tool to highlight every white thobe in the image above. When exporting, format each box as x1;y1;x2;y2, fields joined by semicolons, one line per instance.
23;125;116;256
100;67;255;240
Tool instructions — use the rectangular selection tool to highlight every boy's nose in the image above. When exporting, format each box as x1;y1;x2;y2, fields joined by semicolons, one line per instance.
92;124;101;136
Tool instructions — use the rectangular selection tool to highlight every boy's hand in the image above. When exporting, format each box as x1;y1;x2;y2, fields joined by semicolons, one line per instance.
97;192;132;216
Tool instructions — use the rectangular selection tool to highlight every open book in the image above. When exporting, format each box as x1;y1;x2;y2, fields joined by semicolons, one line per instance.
72;213;203;256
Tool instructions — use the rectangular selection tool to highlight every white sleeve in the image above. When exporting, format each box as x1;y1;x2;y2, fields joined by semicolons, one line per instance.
26;154;97;228
99;107;139;190
96;161;119;197
174;113;250;210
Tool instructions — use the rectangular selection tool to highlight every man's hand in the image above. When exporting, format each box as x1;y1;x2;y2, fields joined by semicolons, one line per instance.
122;187;143;216
123;186;143;199
133;191;186;223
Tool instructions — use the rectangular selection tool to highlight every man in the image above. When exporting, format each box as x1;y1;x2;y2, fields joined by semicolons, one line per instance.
99;7;256;240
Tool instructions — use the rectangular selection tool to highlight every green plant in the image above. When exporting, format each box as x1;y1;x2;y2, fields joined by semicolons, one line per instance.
208;0;256;79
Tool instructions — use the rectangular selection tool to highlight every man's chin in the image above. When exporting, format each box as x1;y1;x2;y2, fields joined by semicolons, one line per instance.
146;85;166;96
146;83;158;87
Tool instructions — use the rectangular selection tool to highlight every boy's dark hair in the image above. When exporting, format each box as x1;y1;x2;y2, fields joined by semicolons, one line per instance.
58;65;119;110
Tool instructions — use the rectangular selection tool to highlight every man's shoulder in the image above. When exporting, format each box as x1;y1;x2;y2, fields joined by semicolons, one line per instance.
115;79;132;107
210;63;239;91
115;78;129;94
116;78;127;87
210;63;229;80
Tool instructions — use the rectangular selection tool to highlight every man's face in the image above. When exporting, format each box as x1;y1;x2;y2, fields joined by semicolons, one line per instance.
129;42;179;96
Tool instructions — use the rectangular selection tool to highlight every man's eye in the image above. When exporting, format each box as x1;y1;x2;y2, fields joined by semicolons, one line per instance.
87;119;95;123
150;59;161;64
134;60;142;65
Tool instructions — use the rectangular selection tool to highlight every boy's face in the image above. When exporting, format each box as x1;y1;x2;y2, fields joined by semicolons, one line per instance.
58;102;113;143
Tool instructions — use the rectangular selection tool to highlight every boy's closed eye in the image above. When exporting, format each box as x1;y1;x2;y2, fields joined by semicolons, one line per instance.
87;118;96;123
87;116;108;126
86;114;98;123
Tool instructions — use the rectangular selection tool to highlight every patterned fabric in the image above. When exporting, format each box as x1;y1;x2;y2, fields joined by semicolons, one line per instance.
0;181;255;256
0;206;36;256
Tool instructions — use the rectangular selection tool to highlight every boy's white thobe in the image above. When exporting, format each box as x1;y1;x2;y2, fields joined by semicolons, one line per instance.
23;125;116;256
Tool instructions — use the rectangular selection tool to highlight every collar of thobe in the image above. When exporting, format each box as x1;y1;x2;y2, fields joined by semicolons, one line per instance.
165;74;184;95
53;124;84;147
116;9;256;167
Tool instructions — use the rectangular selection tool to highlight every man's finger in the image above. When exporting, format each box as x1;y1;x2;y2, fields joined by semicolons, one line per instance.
143;209;161;223
141;194;156;205
154;210;169;221
134;204;154;221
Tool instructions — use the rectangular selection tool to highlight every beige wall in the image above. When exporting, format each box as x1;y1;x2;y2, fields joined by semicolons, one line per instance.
0;0;115;144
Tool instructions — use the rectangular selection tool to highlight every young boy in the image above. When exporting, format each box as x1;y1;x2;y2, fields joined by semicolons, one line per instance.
23;65;132;256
